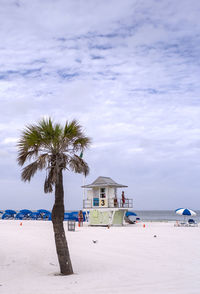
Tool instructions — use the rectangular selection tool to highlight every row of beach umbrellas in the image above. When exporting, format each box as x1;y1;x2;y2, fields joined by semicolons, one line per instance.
1;209;51;220
0;208;197;222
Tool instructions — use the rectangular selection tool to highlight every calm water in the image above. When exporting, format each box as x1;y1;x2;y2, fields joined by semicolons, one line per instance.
134;210;200;222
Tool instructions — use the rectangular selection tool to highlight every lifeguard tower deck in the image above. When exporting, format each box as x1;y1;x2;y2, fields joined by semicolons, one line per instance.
82;176;133;226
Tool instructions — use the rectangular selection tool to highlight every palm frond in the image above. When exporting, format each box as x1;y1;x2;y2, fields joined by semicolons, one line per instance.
73;137;91;150
69;155;89;176
37;153;49;170
21;160;39;182
38;118;54;135
17;124;43;166
44;168;55;193
37;118;63;151
17;150;37;166
19;125;43;148
64;120;82;139
62;120;91;154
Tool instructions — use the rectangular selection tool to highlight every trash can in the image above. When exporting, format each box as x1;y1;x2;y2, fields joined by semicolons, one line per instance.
68;220;76;231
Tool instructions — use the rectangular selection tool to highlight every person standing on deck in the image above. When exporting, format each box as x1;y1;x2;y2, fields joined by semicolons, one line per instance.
114;195;118;207
121;191;125;207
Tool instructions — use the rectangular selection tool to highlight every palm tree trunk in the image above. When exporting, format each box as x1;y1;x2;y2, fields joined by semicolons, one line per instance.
51;170;73;275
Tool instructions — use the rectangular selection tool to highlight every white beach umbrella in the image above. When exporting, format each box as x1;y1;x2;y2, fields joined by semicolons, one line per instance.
175;208;196;216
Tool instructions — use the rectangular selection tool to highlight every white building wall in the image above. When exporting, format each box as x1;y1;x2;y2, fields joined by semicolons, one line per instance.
87;190;93;200
87;187;117;200
93;188;99;198
107;187;115;199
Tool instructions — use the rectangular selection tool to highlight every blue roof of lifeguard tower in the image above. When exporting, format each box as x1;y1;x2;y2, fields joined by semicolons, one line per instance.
82;176;128;188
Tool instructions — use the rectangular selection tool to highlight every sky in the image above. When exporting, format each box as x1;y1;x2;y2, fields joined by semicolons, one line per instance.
0;0;200;211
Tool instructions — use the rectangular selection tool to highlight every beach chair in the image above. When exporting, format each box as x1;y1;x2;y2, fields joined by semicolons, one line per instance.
188;219;198;227
174;221;188;227
30;212;40;220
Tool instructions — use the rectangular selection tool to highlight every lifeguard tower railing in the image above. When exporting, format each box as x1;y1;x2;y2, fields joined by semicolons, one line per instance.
83;198;133;209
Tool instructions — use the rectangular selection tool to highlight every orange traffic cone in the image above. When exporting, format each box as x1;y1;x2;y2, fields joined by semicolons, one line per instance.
20;222;22;226
78;223;80;227
143;224;145;228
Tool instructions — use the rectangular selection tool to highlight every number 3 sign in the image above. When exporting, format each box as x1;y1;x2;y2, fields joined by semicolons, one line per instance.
100;199;107;207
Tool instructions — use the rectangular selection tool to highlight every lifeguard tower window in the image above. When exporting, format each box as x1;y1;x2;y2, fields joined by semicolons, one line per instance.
93;198;99;206
100;188;106;198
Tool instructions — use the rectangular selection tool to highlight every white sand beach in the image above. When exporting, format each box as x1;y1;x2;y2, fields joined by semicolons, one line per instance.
1;220;200;294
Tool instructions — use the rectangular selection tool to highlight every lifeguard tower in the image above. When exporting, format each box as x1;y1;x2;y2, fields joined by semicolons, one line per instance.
82;176;133;226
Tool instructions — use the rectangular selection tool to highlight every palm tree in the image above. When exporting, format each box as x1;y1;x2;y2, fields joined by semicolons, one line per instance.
17;118;91;275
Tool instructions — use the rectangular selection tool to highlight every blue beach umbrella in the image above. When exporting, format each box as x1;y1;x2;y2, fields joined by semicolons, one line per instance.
125;211;137;224
37;209;51;214
175;208;196;216
5;209;16;215
125;211;137;217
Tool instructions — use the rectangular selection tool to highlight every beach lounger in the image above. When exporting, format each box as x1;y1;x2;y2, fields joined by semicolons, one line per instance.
174;221;188;227
29;212;40;220
174;220;198;227
188;219;198;227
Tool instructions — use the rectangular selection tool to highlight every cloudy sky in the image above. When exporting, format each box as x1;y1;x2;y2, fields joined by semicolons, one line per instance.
0;0;200;211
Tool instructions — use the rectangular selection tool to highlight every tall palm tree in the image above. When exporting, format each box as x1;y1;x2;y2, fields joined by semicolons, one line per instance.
17;118;91;275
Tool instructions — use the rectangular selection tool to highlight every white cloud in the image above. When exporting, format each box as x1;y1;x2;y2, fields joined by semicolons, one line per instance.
2;137;18;144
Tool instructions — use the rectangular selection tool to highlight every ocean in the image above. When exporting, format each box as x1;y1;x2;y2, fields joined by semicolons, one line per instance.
134;210;200;222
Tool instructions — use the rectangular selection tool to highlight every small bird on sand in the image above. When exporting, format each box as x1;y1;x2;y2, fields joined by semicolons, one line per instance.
92;240;98;244
154;235;157;238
